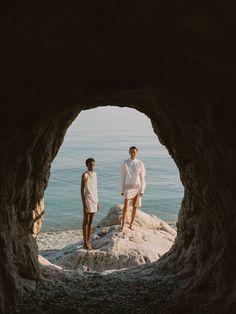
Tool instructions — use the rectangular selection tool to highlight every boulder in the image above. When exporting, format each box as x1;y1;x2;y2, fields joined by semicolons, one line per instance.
98;205;176;236
43;205;176;272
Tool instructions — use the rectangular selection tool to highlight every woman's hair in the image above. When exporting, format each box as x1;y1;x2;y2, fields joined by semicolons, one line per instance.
85;158;95;166
129;146;138;152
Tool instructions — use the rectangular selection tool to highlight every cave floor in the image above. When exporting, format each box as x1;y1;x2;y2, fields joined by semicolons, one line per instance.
11;264;222;314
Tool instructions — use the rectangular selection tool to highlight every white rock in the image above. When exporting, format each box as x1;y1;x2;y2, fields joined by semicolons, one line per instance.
98;205;176;236
44;205;176;272
38;254;63;270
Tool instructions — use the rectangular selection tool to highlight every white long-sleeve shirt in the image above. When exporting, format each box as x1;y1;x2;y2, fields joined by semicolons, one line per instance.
119;158;146;195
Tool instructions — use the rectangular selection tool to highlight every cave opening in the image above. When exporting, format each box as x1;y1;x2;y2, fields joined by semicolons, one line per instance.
1;2;235;312
43;106;183;230
2;98;234;313
37;105;183;272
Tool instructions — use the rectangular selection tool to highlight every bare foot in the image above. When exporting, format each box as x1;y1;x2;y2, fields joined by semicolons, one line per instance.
120;226;124;232
83;244;92;250
129;225;134;230
88;243;94;250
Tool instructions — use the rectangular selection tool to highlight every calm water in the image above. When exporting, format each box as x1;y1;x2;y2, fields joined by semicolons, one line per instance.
43;106;183;231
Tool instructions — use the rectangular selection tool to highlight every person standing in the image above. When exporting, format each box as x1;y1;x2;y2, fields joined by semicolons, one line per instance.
120;146;146;231
81;158;100;250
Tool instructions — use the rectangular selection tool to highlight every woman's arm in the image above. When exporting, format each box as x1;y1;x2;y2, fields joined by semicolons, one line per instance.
80;173;87;210
95;173;100;211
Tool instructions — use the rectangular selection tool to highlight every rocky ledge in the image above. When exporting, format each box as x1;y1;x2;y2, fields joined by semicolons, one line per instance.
14;209;219;314
39;205;176;272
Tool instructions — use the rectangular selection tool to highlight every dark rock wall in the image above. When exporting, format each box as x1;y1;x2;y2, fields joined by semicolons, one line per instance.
0;2;236;312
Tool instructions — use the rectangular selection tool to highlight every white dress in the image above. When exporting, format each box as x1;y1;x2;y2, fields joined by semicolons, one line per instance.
84;171;99;213
119;158;146;207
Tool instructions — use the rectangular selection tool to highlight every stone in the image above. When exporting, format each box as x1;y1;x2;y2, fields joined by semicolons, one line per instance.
98;205;176;236
42;205;176;272
32;198;45;239
38;255;62;271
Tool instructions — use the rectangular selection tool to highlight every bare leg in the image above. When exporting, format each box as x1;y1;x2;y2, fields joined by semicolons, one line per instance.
87;213;95;249
129;195;138;230
82;212;90;249
120;199;129;231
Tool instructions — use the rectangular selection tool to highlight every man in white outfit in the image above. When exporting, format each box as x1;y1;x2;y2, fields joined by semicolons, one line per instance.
120;146;146;231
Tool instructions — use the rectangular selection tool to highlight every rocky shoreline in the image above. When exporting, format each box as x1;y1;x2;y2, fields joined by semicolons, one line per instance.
37;222;176;252
13;208;181;313
37;229;83;251
14;212;218;313
37;206;177;273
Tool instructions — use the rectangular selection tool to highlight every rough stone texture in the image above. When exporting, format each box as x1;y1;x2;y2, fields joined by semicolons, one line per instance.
98;205;176;236
32;198;44;239
13;265;225;314
0;2;236;313
39;205;176;271
37;229;83;251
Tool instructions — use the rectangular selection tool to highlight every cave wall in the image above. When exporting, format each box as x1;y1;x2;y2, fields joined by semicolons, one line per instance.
0;1;236;312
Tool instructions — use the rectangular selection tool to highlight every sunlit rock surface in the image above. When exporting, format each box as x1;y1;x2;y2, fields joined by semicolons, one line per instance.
40;206;176;271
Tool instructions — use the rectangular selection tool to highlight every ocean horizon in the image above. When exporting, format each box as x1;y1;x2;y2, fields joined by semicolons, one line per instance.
43;106;184;232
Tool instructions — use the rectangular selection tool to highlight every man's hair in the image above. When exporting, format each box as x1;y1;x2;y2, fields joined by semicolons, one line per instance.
85;158;95;166
129;146;138;152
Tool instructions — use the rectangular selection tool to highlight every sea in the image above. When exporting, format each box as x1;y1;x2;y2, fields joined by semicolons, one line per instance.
43;106;184;232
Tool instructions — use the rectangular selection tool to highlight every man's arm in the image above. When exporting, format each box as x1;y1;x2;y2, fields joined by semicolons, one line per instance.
119;162;126;195
140;162;146;195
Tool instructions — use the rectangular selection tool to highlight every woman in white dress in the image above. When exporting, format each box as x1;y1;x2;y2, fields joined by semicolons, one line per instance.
81;158;100;250
120;146;146;231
